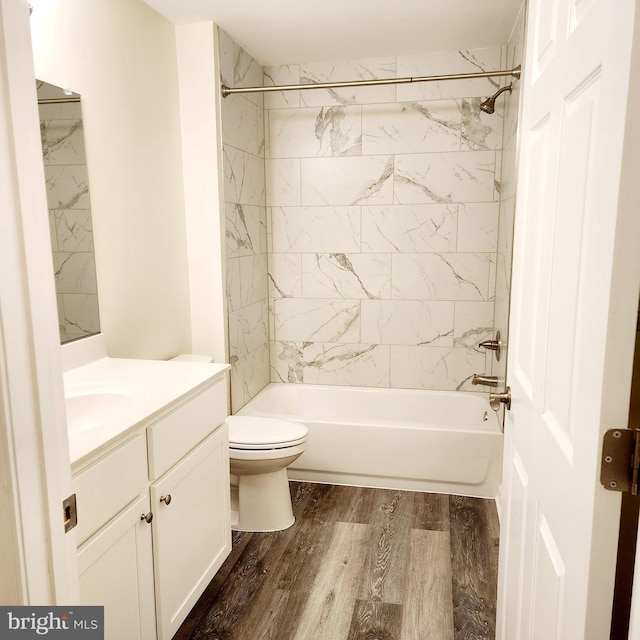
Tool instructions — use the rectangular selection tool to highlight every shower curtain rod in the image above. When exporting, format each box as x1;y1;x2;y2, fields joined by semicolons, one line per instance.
221;65;521;98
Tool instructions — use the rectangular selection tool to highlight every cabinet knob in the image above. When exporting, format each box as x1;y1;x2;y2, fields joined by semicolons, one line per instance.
160;494;172;505
140;512;153;524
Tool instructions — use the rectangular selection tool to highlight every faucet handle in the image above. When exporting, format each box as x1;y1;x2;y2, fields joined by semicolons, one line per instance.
478;330;501;361
489;387;511;411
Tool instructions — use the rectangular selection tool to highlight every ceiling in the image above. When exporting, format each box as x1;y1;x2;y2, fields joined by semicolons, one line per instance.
141;0;523;67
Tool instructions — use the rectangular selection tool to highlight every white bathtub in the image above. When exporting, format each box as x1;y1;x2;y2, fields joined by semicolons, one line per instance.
237;383;503;498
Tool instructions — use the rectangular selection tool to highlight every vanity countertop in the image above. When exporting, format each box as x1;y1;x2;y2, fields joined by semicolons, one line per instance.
65;356;230;468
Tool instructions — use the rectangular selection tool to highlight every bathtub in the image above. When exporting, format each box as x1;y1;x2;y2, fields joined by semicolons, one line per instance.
237;383;503;498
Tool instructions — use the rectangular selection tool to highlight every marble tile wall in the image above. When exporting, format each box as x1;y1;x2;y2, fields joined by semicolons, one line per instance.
265;47;509;391
492;3;525;392
39;99;99;343
218;29;270;412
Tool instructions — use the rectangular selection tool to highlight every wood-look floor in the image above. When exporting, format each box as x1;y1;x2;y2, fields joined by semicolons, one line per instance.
173;482;500;640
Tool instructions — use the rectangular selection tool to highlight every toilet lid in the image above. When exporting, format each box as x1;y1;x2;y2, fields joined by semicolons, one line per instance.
226;415;308;449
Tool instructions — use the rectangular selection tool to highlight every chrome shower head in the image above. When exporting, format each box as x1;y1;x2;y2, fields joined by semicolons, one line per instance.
480;84;513;114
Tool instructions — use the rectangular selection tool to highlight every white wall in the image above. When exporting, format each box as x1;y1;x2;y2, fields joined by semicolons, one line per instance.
175;24;228;365
30;0;192;359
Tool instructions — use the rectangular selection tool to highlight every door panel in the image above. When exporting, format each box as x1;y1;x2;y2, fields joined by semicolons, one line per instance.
501;451;529;640
497;1;638;638
530;512;565;639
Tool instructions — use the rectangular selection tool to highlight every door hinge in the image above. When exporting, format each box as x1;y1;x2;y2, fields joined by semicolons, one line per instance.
601;429;640;494
63;494;77;533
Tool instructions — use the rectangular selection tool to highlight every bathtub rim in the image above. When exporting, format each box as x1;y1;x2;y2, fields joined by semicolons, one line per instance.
237;382;500;434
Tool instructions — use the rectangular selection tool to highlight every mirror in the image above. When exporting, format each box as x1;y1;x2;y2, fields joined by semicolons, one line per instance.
37;80;100;344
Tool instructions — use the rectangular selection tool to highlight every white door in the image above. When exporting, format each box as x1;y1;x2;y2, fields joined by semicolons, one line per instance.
497;0;640;638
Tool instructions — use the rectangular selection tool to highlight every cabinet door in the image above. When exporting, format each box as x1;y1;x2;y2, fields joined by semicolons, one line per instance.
77;494;156;640
151;427;231;640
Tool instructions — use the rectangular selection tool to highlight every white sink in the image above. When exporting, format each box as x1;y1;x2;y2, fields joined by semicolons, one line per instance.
62;349;230;465
65;382;142;434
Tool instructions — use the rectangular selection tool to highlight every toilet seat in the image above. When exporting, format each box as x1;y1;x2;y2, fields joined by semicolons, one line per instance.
227;415;308;450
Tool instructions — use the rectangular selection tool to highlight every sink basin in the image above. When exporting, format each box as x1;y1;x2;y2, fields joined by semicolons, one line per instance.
65;382;142;434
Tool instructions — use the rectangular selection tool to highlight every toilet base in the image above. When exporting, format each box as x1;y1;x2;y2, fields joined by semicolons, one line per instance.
230;468;295;532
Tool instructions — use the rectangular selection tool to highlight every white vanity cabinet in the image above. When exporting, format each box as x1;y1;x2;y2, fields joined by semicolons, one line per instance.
150;428;230;640
77;493;156;640
147;380;231;640
71;376;231;640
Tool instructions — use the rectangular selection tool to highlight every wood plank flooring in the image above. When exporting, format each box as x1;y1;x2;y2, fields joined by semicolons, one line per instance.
173;482;500;640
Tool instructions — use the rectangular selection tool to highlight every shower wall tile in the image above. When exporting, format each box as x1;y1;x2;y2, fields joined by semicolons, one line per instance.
273;298;361;343
220;30;270;412
394;151;496;204
396;48;502;102
218;28;264;109
49;212;59;252
494;148;503;198
266;158;301;206
239;254;268;307
217;28;236;88
230;343;270;414
271;206;360;253
390;346;486;391
299;342;390;386
361;300;454;347
361;204;457;253
500;144;518;202
490;4;525;402
391;253;491;301
226;257;241;312
362;100;461;155
228;300;269;361
461;98;504;151
270;341;390;387
226;203;266;258
301;254;391;300
488;253;497;302
268;253;302;299
223;146;265;206
497;195;516;257
221;93;264;157
270;340;304;383
301;155;394;206
299;57;397;107
457;203;500;252
264;44;511;394
264;64;301;109
268;105;362;158
453;301;495;347
494;252;512;307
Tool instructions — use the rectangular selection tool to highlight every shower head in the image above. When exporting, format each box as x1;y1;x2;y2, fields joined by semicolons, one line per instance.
480;84;513;114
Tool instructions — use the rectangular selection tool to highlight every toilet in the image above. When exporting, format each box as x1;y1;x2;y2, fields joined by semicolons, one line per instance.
170;355;307;532
226;415;307;532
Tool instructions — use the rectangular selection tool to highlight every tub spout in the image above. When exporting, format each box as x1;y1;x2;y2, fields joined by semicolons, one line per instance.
472;374;499;387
